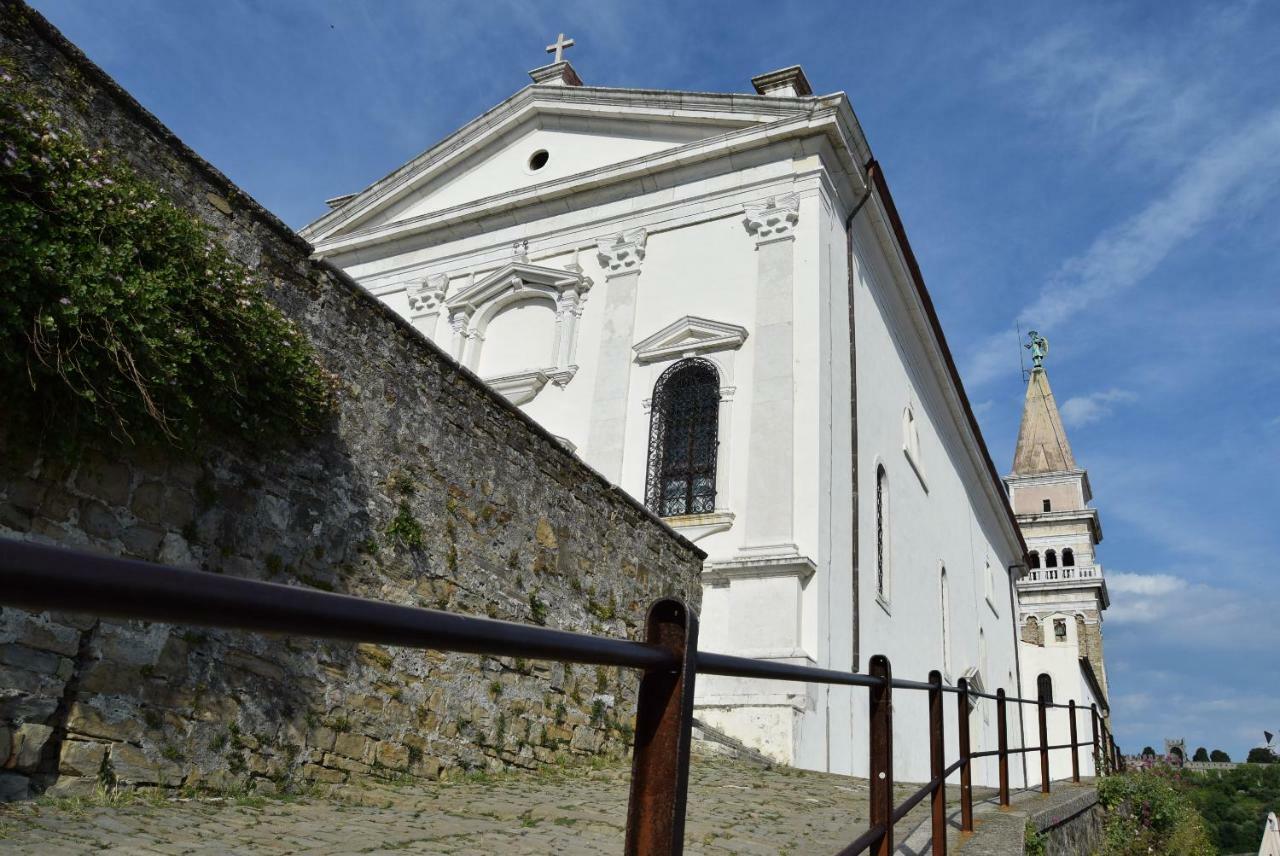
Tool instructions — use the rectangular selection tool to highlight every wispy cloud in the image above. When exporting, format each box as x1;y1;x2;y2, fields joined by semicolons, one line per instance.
965;9;1280;388
1059;388;1135;427
1106;570;1275;653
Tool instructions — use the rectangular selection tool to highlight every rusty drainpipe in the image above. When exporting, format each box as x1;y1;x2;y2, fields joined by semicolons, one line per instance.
844;161;876;677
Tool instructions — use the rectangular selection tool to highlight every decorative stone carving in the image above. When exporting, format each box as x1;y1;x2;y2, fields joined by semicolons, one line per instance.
443;262;591;402
407;273;448;319
595;228;647;275
743;194;800;242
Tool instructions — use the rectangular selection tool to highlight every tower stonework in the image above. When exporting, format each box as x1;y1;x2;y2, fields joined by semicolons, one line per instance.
1006;359;1111;707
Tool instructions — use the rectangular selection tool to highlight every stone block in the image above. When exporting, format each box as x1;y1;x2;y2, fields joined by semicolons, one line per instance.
301;763;345;784
332;732;372;761
308;726;336;752
0;643;61;675
110;743;183;786
80;500;123;540
74;456;131;507
46;775;97;797
0;612;82;657
10;723;54;771
66;701;144;743
375;741;409;770
0;771;30;802
59;740;107;777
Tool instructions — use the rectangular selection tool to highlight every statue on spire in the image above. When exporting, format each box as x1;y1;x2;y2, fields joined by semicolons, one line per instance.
1026;330;1049;370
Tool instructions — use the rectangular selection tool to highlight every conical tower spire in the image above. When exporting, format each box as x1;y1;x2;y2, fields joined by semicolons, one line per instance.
1012;364;1076;476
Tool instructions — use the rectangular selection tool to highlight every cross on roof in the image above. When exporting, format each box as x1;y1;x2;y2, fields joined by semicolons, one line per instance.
545;32;575;63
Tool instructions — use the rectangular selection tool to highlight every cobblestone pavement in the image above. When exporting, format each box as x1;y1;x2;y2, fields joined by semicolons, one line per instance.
0;757;966;854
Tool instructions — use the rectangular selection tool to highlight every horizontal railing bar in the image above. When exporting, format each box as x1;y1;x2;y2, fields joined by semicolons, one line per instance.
835;823;885;856
0;540;676;670
695;651;885;688
890;756;966;825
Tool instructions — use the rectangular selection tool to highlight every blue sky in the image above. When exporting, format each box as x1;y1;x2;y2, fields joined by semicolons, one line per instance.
28;0;1280;761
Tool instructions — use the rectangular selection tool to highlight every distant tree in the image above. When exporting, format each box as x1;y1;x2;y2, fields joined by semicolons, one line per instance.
1193;747;1210;762
1247;747;1277;764
1210;749;1231;763
1142;746;1156;756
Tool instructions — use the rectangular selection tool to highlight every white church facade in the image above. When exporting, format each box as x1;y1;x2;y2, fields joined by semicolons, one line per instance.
304;48;1032;785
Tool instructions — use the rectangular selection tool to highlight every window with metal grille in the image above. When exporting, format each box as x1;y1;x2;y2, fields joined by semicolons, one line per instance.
644;358;719;517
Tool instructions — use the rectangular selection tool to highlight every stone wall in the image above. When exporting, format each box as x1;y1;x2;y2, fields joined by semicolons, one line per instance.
1027;788;1103;856
0;1;703;800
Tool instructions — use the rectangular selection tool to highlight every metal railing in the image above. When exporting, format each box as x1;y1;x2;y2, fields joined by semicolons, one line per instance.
0;540;1121;855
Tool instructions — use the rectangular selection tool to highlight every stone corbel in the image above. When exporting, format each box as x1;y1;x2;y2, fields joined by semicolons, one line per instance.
595;228;647;276
744;194;800;243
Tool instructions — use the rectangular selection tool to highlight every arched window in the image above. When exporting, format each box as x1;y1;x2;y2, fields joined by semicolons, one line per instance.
1028;550;1040;569
940;568;951;677
1062;548;1075;567
644;359;720;517
1045;549;1058;568
1037;673;1053;704
876;465;890;600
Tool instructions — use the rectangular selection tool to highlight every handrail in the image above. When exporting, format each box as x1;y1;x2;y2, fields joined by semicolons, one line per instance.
0;538;1119;856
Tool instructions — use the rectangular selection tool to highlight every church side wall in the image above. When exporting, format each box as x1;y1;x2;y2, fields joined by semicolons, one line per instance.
845;202;1029;788
0;6;704;799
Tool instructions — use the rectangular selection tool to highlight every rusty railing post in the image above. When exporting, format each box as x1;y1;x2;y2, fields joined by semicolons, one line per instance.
1068;699;1080;783
997;688;1009;806
956;677;973;833
1091;704;1101;776
625;598;699;856
869;654;894;856
1037;692;1050;793
928;670;947;855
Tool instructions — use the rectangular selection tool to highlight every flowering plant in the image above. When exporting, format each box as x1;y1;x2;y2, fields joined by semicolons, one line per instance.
0;65;335;446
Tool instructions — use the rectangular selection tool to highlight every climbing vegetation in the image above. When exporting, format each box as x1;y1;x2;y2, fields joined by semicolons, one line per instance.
0;65;336;446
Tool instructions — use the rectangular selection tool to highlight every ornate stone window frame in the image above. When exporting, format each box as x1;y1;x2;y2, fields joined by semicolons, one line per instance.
444;261;591;404
635;316;747;541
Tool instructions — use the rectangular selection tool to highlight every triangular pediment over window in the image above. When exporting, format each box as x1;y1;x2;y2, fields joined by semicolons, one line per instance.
633;316;749;364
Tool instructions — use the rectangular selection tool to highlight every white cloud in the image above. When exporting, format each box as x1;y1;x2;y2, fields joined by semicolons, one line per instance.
1059;389;1135;427
1108;572;1186;597
964;10;1280;389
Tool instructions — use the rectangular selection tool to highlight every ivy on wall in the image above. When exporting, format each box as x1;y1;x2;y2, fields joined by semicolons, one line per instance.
0;66;336;446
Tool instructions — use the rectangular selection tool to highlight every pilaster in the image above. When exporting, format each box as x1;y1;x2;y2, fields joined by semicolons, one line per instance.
740;195;800;556
584;229;647;481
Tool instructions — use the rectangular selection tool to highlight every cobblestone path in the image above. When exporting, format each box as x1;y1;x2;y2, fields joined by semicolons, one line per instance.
0;757;958;854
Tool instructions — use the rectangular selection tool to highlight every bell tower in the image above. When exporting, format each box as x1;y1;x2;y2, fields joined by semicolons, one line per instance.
1006;332;1111;705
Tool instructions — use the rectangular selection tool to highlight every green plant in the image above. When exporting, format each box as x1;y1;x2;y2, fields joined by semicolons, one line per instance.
1098;769;1215;855
1024;821;1046;856
384;502;424;549
528;592;548;625
0;69;335;446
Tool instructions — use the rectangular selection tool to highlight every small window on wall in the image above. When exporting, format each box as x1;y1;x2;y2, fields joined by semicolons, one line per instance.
1042;498;1052;512
1054;618;1067;641
903;406;924;482
876;465;890;603
1037;673;1054;704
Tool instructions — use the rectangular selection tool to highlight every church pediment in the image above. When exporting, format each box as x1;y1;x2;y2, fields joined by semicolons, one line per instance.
302;86;836;249
633;316;749;363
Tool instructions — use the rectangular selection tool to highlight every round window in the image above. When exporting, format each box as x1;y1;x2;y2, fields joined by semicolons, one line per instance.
527;149;550;171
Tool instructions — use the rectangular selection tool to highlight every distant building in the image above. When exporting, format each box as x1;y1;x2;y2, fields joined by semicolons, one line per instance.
1007;340;1113;784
